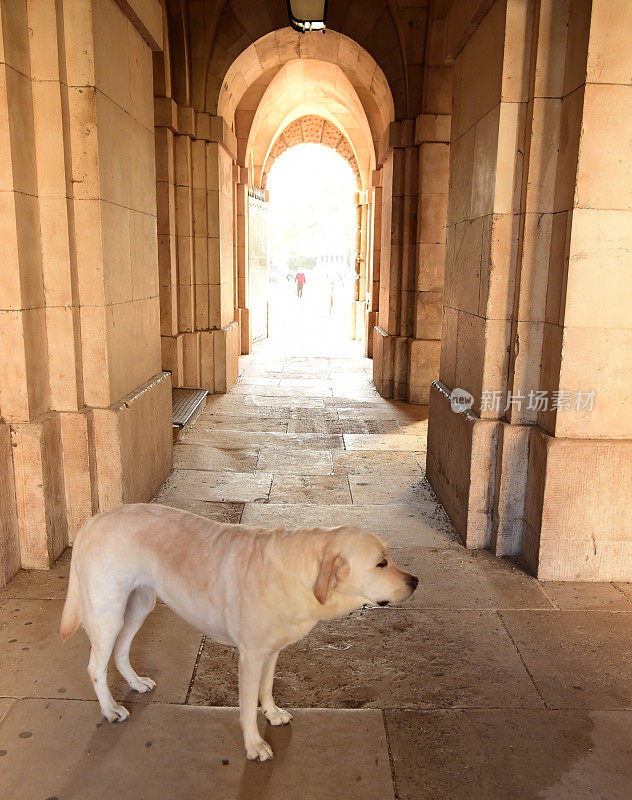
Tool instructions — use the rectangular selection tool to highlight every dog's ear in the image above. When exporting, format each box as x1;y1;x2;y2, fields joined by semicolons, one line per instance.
314;551;349;604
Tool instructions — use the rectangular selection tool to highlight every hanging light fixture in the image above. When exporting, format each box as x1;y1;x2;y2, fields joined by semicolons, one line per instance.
287;0;328;33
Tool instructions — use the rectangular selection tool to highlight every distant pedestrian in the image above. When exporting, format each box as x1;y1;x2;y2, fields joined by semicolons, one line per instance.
295;271;306;298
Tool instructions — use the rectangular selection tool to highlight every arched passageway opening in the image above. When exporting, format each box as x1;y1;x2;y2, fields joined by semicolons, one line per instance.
262;142;360;357
225;36;389;363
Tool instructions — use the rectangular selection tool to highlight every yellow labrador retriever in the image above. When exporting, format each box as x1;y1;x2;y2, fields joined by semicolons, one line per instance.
60;503;418;760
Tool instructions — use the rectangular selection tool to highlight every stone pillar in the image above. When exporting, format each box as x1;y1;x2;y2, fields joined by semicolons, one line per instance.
427;0;538;551
428;0;632;580
366;171;382;357
234;166;251;354
522;0;632;579
351;192;368;341
407;114;450;403
155;101;239;393
373;120;418;399
373;111;451;404
0;0;171;581
373;10;453;401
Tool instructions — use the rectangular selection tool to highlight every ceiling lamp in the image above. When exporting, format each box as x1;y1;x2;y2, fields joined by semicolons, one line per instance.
287;0;327;33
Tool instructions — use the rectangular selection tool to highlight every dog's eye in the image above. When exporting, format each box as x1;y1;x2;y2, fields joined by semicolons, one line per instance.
376;559;388;568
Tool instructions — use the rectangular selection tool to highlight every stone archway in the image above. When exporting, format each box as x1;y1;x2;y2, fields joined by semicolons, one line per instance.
261;116;362;190
220;33;394;357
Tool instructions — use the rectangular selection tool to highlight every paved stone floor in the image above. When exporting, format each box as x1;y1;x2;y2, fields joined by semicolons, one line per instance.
2;339;632;798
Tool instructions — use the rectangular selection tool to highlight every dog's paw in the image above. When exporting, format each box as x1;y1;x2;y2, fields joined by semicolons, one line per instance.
263;706;293;726
246;738;274;761
103;703;130;723
131;676;156;693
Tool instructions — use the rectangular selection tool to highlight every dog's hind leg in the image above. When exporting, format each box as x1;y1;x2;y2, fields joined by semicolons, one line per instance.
259;651;292;726
83;603;129;722
113;586;157;693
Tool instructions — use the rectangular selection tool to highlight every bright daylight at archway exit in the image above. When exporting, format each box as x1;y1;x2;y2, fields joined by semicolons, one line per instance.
255;143;361;357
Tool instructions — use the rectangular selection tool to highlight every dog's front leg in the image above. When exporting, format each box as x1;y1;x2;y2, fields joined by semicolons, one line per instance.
239;648;273;761
259;651;293;726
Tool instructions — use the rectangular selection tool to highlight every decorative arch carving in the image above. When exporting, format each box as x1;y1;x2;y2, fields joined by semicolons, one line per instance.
262;116;361;189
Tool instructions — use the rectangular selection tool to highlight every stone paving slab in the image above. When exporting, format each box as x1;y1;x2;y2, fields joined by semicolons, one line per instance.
287;418;401;434
343;433;428;451
276;378;334;388
396;419;429;435
0;600;202;704
232;376;281;386
189;414;289;432
183;429;344;451
615;583;632;601
269;476;352;504
151;499;244;524
0;698;15;725
277;370;331;379
392;548;553;610
499;610;632;709
188;609;543;710
239;504;459;547
332;450;424;474
256;448;334;475
413;450;427;469
173;443;259;472
231;385;334;398
539;581;632;610
155;470;272;503
206;396;328;412
241;396;327;408
201;404;339;419
0;549;71;600
0;700;394;800
348;474;436;504
385;709;632;800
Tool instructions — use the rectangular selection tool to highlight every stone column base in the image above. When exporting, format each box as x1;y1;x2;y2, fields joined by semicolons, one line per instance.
524;430;632;580
428;380;632;580
366;310;378;358
426;380;499;548
6;409;96;571
3;371;172;579
238;307;252;355
373;327;408;398
372;327;440;403
0;425;20;583
6;414;68;570
161;322;239;393
90;371;173;515
350;301;365;341
407;339;441;404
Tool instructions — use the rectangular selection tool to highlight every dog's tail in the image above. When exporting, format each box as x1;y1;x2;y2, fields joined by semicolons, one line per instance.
60;554;81;642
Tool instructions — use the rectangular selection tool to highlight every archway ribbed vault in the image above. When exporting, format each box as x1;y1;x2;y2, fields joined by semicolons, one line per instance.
262;116;362;189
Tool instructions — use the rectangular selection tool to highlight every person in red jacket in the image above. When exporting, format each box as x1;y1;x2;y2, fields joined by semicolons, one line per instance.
295;271;306;298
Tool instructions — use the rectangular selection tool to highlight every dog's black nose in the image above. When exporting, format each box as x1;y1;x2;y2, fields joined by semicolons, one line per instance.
408;575;419;591
377;600;389;606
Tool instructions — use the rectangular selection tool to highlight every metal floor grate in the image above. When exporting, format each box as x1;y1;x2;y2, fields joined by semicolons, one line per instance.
172;387;208;428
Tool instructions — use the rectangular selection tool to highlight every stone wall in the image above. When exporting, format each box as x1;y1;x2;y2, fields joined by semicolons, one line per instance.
427;0;632;580
0;0;171;585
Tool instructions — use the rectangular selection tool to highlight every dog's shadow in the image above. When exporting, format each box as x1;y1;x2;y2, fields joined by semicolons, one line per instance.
237;721;294;800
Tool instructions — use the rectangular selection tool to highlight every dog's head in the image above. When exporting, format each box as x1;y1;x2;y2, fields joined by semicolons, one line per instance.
313;527;418;609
